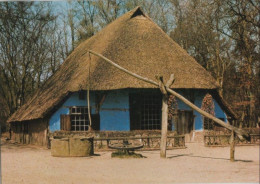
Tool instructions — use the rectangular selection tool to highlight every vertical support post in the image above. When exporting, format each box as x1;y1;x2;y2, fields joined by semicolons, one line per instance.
230;130;235;162
160;95;168;158
147;138;150;147
87;88;92;131
158;74;174;158
106;139;109;149
87;52;92;131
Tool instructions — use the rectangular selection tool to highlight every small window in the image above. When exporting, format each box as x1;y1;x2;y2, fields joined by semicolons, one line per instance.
69;107;89;131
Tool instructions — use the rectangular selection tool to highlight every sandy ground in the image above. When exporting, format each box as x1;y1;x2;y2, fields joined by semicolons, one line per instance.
1;140;259;184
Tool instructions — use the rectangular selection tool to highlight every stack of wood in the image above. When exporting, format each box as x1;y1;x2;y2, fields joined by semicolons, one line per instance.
201;93;215;116
168;95;178;120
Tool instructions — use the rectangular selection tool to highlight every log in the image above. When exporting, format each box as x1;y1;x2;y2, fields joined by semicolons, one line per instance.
88;50;249;141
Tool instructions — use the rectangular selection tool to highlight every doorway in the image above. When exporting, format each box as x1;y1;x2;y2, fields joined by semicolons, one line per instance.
176;110;194;135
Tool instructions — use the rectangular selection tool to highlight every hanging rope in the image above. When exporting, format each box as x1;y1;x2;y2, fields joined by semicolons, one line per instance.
87;52;92;131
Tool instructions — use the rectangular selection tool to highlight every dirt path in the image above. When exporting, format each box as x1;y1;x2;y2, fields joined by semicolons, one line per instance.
1;141;259;184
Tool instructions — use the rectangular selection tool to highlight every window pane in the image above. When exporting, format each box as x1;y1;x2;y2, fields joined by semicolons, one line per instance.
69;107;90;131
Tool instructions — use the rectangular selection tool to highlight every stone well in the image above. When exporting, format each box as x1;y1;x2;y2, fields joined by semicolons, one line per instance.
51;136;94;157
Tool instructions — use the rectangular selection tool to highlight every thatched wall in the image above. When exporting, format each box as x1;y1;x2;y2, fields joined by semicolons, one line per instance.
11;118;49;147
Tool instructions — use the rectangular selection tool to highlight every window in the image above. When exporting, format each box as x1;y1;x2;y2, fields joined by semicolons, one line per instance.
69;107;90;131
130;93;162;130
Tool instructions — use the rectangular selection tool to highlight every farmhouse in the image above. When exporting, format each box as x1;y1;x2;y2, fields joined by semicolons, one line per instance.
7;7;237;146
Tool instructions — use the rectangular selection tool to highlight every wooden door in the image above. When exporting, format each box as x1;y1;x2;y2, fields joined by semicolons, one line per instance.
91;114;100;131
60;115;71;131
176;110;194;135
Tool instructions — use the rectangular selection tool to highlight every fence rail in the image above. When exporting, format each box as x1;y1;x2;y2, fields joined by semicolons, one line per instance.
204;133;260;146
93;135;185;150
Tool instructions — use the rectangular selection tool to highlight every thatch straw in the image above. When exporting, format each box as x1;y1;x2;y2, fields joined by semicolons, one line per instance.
8;7;227;123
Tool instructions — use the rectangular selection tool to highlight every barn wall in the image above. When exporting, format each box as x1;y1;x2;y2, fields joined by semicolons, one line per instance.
193;90;227;130
11;118;48;146
100;90;130;131
194;92;204;130
49;89;228;132
49;90;130;132
172;90;227;131
49;92;96;131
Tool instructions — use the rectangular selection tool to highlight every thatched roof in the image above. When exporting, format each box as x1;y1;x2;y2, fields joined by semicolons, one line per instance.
8;7;230;123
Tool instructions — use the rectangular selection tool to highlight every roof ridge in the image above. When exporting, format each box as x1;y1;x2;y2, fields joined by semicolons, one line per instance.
130;6;146;19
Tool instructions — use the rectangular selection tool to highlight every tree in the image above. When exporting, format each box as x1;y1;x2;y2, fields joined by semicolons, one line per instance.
170;0;259;127
170;0;233;95
222;0;259;127
0;2;63;117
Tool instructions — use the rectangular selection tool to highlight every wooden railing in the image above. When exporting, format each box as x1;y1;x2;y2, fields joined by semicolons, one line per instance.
93;135;185;150
204;133;260;146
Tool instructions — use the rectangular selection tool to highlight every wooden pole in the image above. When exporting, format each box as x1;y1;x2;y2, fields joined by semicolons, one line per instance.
160;95;168;158
87;50;249;141
158;75;175;158
166;88;248;140
230;130;235;162
88;50;157;86
87;53;92;131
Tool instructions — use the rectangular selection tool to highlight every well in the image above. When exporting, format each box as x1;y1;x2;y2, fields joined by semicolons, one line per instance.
51;136;94;157
69;137;94;156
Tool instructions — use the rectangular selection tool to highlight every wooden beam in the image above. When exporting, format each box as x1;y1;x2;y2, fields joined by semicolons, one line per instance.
88;50;158;86
88;50;249;141
166;88;248;140
87;53;92;131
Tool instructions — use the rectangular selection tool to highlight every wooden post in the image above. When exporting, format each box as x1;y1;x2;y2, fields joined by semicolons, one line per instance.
158;75;174;158
87;53;92;131
160;95;168;158
230;130;235;162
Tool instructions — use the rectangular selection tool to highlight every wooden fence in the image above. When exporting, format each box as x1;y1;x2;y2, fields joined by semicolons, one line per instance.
204;133;260;146
93;135;185;150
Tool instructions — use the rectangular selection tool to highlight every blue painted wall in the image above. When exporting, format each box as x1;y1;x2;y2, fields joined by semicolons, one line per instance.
100;90;130;131
194;92;204;130
49;90;130;132
49;92;96;131
183;90;227;131
171;90;227;131
49;89;227;132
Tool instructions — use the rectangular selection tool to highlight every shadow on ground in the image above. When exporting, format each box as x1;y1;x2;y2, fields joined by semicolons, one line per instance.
1;139;44;151
167;153;253;162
